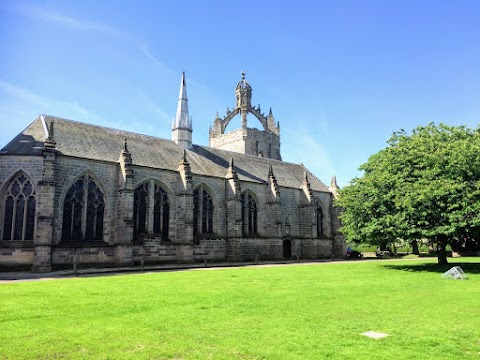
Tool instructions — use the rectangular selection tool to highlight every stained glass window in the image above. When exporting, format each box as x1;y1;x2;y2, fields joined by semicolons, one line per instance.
193;186;214;241
193;189;199;239
202;190;213;234
248;195;257;234
133;183;148;239
2;173;36;241
153;184;169;239
133;181;169;240
242;192;257;235
61;174;105;241
316;200;323;238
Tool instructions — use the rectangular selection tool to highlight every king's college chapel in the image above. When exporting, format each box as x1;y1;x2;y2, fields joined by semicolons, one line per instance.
0;72;345;271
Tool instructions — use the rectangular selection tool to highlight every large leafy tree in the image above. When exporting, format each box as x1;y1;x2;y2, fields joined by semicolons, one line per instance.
337;123;480;264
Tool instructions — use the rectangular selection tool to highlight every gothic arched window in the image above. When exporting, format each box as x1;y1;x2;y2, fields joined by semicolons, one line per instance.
241;192;258;235
153;184;169;239
61;174;105;241
2;173;36;241
316;199;323;238
133;183;148;237
193;186;214;241
133;180;169;240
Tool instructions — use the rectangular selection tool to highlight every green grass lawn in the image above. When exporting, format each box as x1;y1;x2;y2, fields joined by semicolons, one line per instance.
1;258;480;360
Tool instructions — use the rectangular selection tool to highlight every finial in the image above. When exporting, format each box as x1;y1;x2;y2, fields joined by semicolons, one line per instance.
124;138;128;152
331;176;338;188
44;120;56;149
268;164;274;177
225;157;238;180
304;171;309;182
48;121;54;140
241;70;245;80
183;149;187;162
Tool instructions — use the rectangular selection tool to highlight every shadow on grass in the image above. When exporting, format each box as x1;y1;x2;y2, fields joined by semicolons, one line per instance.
383;262;480;274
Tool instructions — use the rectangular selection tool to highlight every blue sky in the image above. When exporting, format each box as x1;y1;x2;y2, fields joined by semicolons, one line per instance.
1;0;479;187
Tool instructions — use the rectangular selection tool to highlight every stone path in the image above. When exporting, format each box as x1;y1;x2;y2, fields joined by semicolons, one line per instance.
0;257;427;284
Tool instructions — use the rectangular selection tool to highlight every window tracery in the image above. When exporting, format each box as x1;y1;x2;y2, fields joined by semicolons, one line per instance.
316;199;323;238
241;192;257;235
61;174;105;241
2;174;36;241
133;181;169;240
193;186;214;241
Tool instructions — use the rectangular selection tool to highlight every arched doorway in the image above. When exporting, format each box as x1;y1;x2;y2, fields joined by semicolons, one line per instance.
283;239;292;259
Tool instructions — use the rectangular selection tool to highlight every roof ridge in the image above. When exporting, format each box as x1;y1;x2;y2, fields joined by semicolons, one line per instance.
41;114;173;143
301;163;328;188
195;144;304;168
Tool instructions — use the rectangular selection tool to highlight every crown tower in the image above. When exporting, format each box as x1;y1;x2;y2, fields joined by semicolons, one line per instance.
209;71;281;160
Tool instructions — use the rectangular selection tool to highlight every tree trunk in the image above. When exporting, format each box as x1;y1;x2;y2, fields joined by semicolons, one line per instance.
411;240;419;255
436;237;448;265
428;241;435;253
379;241;388;251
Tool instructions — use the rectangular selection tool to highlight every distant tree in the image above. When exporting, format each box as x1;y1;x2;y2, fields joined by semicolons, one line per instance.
336;123;480;264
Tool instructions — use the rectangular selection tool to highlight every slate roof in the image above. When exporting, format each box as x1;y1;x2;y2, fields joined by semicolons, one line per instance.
1;115;330;192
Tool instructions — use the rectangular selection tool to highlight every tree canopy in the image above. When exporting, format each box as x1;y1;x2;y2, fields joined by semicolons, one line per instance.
336;123;480;264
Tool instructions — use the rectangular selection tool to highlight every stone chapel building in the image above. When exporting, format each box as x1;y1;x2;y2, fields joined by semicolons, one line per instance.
0;72;345;271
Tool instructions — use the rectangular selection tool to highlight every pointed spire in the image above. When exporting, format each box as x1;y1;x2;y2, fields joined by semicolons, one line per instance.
173;71;191;130
172;71;193;149
269;107;273;117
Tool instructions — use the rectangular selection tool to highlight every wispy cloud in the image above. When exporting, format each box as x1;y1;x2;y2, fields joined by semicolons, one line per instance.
282;126;336;184
0;80;104;124
140;45;172;73
14;3;115;33
0;80;46;107
5;2;174;76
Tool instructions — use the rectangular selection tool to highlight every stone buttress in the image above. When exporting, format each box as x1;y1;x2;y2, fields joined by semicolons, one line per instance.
32;121;56;271
175;150;194;261
116;139;135;266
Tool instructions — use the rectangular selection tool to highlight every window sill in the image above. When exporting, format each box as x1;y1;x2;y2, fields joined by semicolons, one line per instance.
0;240;34;248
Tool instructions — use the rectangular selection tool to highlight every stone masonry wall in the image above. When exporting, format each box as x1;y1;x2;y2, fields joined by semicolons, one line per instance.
0;153;344;268
243;128;281;160
225;237;334;261
0;155;44;267
209;128;245;154
52;156;119;245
